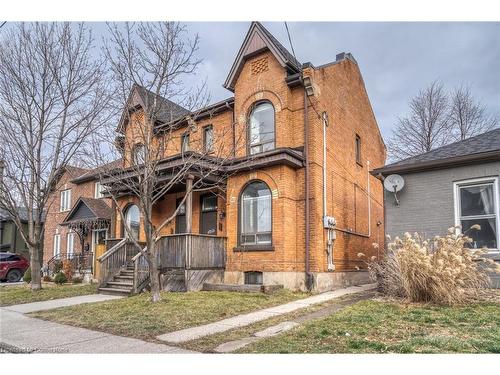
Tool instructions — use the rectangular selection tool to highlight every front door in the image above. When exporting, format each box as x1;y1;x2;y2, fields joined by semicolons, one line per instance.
200;194;218;235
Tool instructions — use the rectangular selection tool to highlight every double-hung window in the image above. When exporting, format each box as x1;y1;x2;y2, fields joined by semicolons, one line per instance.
181;133;190;154
203;126;213;153
60;189;71;212
454;177;499;251
67;231;75;257
240;181;272;246
95;182;104;198
53;233;61;257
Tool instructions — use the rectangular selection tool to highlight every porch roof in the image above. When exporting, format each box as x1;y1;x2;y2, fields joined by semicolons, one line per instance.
100;147;304;193
61;197;112;226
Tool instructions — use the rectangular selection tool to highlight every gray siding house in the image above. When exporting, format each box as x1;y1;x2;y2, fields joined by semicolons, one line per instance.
372;128;500;266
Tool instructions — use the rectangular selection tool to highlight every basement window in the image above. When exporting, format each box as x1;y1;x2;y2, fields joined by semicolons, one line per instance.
244;271;263;285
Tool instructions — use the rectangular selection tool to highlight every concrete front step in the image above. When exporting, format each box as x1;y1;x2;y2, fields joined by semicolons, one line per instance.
98;287;132;296
107;281;134;289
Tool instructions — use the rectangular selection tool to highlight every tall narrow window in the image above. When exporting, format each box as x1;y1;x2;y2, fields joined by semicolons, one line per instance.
133;144;145;165
455;178;499;250
124;204;140;240
181;133;190;153
249;102;275;155
53;233;61;257
355;134;362;165
60;189;71;212
240;181;272;246
203;125;213;153
95;182;104;198
67;231;74;257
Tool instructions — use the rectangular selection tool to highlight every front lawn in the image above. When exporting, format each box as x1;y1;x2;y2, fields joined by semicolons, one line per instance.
0;284;98;307
29;290;307;339
240;299;500;353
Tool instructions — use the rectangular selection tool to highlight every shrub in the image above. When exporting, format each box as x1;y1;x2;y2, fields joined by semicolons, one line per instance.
72;276;83;284
52;259;63;274
54;272;67;285
23;267;31;283
362;226;500;305
42;275;52;282
62;259;74;281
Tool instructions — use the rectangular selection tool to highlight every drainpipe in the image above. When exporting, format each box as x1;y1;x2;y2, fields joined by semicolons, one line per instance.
367;160;371;238
226;101;235;157
304;87;312;291
322;112;336;272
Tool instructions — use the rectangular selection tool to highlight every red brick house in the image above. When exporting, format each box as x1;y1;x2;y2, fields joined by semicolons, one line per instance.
44;22;386;292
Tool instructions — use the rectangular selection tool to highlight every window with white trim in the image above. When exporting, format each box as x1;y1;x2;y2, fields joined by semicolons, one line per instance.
454;177;499;250
239;181;272;246
53;233;61;257
67;231;75;257
95;182;104;198
60;189;71;212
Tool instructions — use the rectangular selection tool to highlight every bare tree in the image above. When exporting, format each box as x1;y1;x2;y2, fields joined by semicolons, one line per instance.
449;85;498;141
388;81;451;161
97;22;246;302
0;23;111;290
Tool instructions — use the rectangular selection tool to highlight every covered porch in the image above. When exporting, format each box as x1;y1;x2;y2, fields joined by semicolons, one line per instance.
98;173;227;294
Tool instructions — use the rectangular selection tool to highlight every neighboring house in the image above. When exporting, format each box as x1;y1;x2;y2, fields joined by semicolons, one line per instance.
42;164;118;275
99;21;386;293
0;208;33;258
372;128;500;275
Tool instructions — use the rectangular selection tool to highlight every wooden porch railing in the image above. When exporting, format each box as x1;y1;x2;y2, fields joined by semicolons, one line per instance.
157;234;226;270
132;248;150;293
97;238;138;287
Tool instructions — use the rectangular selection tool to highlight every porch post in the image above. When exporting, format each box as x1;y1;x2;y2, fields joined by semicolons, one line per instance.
185;174;194;234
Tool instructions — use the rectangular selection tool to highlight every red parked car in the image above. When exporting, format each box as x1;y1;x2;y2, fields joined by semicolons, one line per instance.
0;252;29;282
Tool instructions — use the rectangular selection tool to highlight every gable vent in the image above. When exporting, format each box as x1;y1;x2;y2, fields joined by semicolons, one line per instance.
251;57;269;75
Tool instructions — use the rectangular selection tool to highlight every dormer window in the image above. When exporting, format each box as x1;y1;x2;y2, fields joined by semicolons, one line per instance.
133;144;145;165
249;102;275;155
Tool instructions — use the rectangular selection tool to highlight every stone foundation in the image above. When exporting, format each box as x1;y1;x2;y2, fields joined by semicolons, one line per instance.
161;269;224;292
224;270;372;292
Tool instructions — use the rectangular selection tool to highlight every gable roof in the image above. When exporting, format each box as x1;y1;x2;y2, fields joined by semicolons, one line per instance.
62;197;112;225
0;207;46;223
224;22;302;92
116;84;190;133
373;127;500;175
71;159;123;184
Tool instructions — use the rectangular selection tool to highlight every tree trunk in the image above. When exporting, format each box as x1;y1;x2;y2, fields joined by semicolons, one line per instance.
147;241;161;302
29;243;42;291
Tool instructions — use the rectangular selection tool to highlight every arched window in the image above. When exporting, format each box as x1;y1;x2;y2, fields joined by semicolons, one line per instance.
124;204;140;240
133;144;145;165
240;181;272;245
249;102;275;155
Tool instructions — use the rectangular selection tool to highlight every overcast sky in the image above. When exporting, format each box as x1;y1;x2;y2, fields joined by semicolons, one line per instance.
183;22;499;139
5;22;500;140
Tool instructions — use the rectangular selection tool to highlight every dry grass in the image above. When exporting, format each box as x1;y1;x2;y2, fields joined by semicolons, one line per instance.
0;284;97;307
362;227;500;305
240;298;500;353
29;290;308;340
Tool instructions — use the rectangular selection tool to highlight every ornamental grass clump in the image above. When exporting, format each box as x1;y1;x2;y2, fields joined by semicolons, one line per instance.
361;226;500;305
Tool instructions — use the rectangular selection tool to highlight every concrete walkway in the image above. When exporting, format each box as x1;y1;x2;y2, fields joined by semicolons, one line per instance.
0;294;196;353
157;283;376;344
214;289;377;353
2;293;123;314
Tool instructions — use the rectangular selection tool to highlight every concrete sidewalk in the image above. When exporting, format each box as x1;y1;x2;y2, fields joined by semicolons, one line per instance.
2;293;123;314
0;309;196;353
0;293;196;353
157;283;376;344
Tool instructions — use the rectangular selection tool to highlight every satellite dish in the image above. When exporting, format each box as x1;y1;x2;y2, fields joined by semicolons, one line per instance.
384;174;405;193
384;174;405;206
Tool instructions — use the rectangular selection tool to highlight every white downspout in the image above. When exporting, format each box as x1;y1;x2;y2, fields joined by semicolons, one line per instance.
322;112;335;271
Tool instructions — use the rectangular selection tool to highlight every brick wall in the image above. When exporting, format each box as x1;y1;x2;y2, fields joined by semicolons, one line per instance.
115;48;386;277
42;170;111;264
